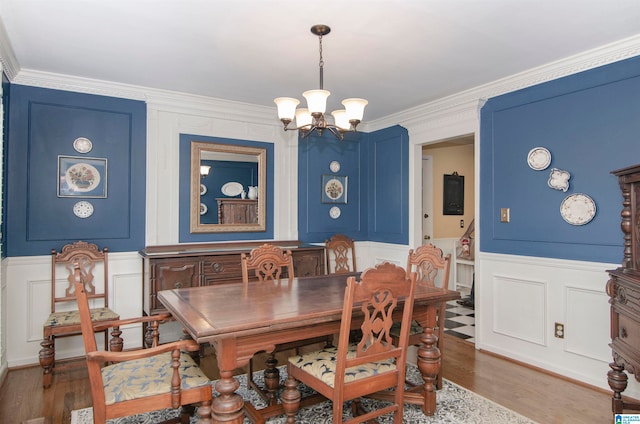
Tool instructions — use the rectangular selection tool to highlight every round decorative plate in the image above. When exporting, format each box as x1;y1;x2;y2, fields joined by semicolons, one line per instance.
527;147;551;170
200;203;208;215
560;193;596;225
329;206;341;219
200;184;207;195
73;201;94;218
324;178;344;201
330;160;341;173
221;181;243;197
73;137;93;154
65;162;100;192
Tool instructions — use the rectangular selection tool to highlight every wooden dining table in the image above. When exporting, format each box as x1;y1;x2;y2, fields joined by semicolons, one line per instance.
158;272;460;424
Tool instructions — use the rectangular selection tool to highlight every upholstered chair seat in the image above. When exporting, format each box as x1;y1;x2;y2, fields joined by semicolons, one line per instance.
288;345;396;388
101;351;211;405
44;308;119;327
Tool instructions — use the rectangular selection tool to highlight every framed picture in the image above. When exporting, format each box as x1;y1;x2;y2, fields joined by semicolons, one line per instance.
321;174;347;204
443;173;464;215
58;155;108;198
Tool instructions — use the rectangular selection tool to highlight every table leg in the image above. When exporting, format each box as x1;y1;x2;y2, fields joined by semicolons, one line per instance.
416;306;440;416
212;369;244;424
212;338;246;424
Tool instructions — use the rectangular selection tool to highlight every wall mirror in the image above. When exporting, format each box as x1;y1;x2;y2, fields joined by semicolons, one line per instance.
190;141;266;233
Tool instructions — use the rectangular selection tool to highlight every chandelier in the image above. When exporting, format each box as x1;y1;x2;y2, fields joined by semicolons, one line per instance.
274;25;368;141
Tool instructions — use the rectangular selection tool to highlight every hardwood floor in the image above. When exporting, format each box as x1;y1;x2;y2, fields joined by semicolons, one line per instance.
1;335;614;424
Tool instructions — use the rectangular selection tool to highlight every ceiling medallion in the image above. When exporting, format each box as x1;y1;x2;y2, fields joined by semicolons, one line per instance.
274;25;368;141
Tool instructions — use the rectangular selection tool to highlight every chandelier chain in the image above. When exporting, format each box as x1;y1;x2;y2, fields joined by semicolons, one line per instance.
318;34;324;90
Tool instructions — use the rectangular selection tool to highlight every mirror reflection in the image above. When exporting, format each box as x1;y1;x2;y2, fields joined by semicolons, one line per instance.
190;141;266;233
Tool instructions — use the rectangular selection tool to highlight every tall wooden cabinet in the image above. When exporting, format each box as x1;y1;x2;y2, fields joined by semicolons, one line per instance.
607;163;640;414
216;198;258;224
140;241;325;316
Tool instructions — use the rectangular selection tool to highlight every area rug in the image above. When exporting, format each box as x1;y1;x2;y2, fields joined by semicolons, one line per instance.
71;364;536;423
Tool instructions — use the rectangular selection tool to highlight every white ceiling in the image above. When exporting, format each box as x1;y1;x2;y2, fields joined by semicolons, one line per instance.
1;1;639;120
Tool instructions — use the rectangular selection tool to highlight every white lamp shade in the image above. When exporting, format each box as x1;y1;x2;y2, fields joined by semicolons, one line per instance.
331;109;350;130
295;108;313;128
274;97;300;120
342;98;368;121
303;89;330;114
200;165;211;176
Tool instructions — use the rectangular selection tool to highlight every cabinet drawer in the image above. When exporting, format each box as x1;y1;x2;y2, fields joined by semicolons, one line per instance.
611;274;640;316
202;256;243;282
617;314;640;352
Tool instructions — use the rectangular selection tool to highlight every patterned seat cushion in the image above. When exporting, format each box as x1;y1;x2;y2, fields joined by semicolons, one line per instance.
288;345;396;388
44;307;119;327
101;351;211;405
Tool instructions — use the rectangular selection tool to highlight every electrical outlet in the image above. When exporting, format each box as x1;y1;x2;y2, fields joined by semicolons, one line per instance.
460;219;464;228
554;322;565;339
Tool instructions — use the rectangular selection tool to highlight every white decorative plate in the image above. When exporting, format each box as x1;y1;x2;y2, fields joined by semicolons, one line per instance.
330;160;341;173
200;203;208;215
73;137;93;154
329;206;341;219
73;201;94;218
221;181;243;197
527;147;551;170
560;193;596;225
200;184;207;195
548;168;571;192
65;163;100;192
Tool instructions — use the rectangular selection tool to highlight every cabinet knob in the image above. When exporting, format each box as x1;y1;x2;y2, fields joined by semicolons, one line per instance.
174;281;182;289
211;262;223;273
621;327;628;338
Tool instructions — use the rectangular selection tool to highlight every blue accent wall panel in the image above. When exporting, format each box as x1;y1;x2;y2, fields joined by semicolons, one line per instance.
297;126;408;244
480;55;640;263
297;131;367;242
6;85;146;256
178;134;274;242
367;126;409;244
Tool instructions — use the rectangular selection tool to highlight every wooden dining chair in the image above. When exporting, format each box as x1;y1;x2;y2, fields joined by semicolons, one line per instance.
39;241;119;388
391;243;451;389
241;243;331;404
241;243;295;283
73;268;213;424
325;233;357;274
285;262;417;423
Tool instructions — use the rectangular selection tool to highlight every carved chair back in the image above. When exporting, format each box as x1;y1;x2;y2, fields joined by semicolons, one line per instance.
406;243;451;290
51;240;109;312
241;243;294;283
325;233;356;274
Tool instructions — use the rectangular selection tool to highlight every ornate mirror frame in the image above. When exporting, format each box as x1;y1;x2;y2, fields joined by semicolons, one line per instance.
190;141;267;233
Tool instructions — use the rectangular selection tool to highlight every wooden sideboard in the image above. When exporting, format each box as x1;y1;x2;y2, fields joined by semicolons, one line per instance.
216;198;258;224
607;163;640;414
140;241;325;315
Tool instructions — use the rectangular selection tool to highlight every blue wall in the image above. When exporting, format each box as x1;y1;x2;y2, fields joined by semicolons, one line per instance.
5;84;146;256
178;134;274;242
480;55;640;263
298;125;408;244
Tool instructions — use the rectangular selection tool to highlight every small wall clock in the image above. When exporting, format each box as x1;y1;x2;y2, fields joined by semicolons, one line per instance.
330;160;341;173
329;206;341;219
73;137;93;154
73;201;94;218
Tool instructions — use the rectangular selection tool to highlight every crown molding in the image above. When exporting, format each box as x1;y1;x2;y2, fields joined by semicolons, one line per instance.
368;34;640;132
0;16;20;80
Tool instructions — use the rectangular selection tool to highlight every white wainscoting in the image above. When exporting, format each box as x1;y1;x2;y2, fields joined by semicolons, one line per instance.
477;252;638;398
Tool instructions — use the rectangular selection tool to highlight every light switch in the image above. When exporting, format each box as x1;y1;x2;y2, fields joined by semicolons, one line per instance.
500;208;510;223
